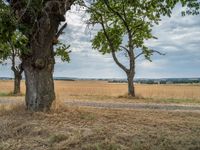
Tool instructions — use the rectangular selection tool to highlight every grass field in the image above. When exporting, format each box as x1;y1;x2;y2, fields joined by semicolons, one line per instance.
0;80;200;104
0;80;200;150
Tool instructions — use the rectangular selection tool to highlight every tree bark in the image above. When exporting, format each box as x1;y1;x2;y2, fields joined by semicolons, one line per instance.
23;58;55;111
127;73;135;97
11;59;23;95
22;15;60;111
13;71;22;95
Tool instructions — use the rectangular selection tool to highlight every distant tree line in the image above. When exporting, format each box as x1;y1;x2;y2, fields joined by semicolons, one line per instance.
109;79;200;84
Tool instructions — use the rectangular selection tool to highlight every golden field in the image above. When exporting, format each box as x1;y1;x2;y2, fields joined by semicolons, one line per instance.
0;80;200;150
0;80;200;104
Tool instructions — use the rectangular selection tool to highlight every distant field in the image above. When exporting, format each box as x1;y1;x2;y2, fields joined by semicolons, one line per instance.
0;80;200;104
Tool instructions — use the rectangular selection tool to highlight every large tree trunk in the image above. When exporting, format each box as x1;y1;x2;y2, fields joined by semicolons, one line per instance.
22;16;60;111
13;72;22;95
23;59;55;111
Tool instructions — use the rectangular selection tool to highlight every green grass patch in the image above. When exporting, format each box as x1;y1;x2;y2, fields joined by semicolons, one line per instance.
0;92;25;97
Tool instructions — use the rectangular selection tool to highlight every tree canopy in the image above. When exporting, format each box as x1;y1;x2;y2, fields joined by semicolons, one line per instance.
0;0;71;63
88;0;200;60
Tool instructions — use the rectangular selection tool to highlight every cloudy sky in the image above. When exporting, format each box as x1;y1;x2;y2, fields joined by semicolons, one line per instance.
0;4;200;79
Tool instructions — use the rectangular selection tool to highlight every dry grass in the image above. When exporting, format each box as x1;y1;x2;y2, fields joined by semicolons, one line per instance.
54;80;200;100
1;80;200;104
1;80;200;149
0;103;200;150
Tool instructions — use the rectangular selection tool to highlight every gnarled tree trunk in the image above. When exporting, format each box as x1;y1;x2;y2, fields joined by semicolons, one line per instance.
23;62;55;111
22;16;59;111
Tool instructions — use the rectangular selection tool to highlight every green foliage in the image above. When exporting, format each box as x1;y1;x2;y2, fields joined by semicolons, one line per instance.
11;30;28;54
92;25;123;54
0;1;16;42
0;30;28;63
181;0;200;15
0;1;29;64
88;0;200;60
88;0;161;58
55;42;71;62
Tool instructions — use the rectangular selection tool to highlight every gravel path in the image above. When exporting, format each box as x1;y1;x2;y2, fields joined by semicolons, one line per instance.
0;99;200;112
65;101;200;112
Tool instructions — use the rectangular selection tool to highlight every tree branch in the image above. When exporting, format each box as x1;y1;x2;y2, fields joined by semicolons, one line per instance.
150;50;165;56
119;46;130;56
103;0;131;33
111;50;129;73
55;22;67;39
135;50;165;60
98;15;129;73
122;0;128;25
134;52;143;60
88;4;129;73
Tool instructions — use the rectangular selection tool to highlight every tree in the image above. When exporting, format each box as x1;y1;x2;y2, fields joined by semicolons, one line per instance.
87;0;200;97
4;0;75;111
0;31;28;95
0;1;28;95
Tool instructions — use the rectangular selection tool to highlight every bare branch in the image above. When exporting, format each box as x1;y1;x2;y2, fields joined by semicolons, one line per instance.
135;50;165;60
120;46;130;53
56;22;67;39
119;46;130;56
111;50;129;73
134;52;143;60
150;50;165;56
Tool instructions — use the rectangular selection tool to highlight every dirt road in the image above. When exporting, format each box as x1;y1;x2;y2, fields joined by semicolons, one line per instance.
0;99;200;112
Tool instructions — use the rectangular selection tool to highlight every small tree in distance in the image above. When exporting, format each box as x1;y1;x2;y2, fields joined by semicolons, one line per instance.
0;1;27;95
0;31;28;95
88;0;200;97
